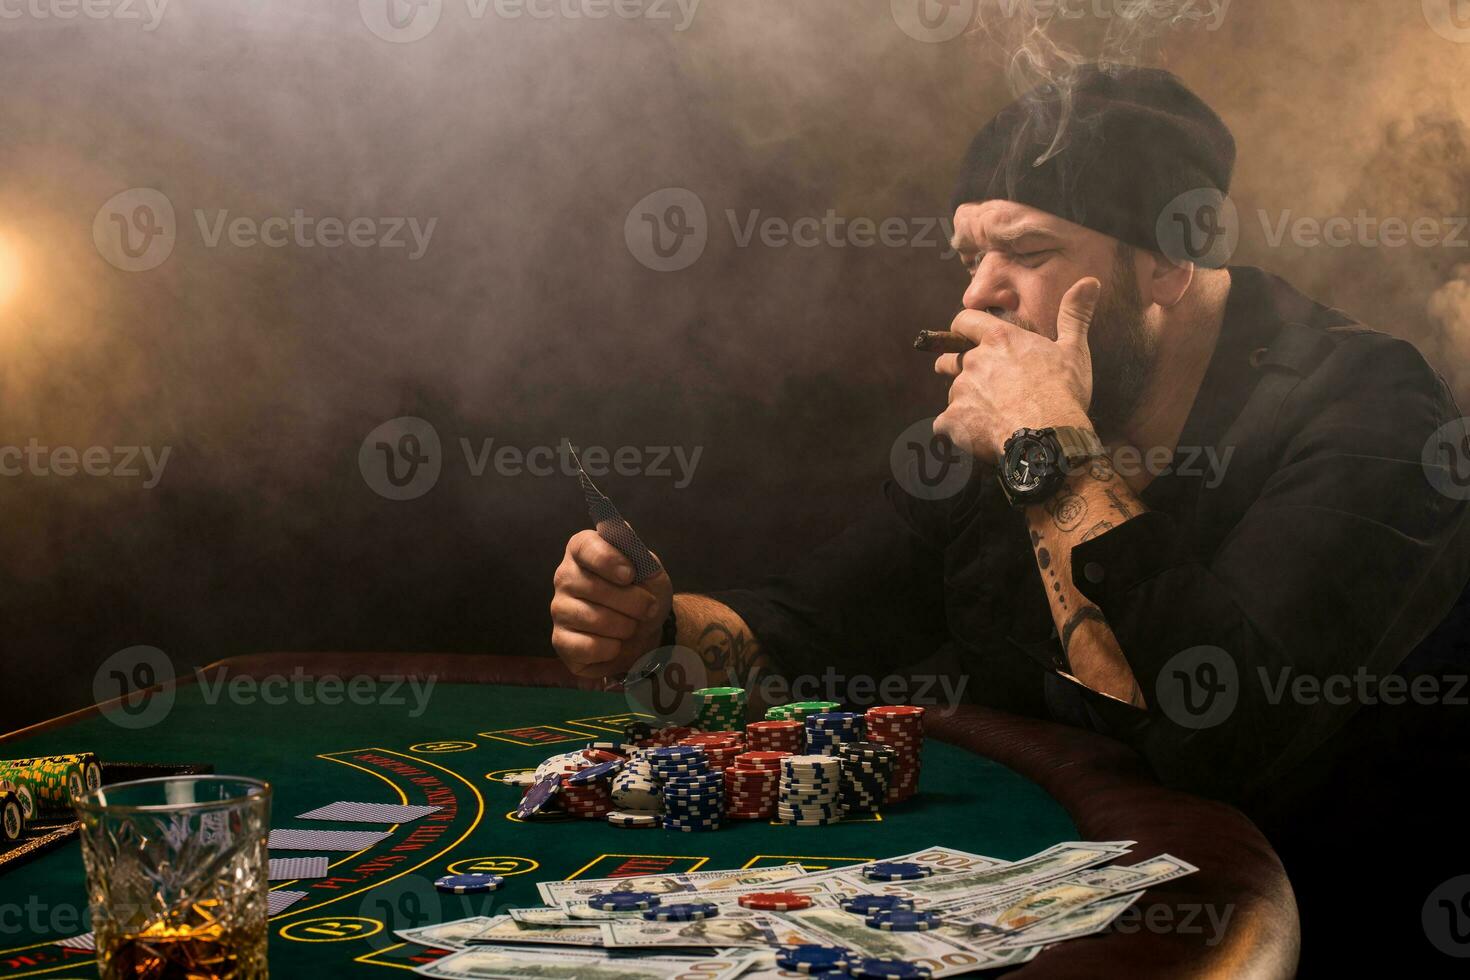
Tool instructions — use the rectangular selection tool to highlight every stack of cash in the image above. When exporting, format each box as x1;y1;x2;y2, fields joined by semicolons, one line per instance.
402;842;1198;979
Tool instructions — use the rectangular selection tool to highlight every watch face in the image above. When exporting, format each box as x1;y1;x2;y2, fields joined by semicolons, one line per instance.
1004;435;1059;493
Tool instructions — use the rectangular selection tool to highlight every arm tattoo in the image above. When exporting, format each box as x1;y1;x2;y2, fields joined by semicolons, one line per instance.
696;620;758;682
1080;521;1115;542
1059;605;1107;653
1103;488;1135;520
1047;488;1087;532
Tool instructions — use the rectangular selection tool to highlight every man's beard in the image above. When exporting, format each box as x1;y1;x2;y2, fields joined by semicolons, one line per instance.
1085;246;1156;433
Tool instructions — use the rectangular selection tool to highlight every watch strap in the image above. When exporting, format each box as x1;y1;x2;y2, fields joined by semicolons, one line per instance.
1052;426;1106;471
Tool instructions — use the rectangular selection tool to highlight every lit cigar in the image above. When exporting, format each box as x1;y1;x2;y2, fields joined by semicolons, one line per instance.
912;330;977;354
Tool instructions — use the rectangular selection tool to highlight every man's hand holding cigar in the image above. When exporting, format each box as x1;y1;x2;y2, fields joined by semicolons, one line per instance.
928;277;1101;466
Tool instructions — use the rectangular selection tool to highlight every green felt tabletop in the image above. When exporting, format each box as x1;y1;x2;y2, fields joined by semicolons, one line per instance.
0;681;1075;977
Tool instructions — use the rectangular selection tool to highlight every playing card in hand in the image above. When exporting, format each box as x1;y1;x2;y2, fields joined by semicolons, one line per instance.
565;440;662;582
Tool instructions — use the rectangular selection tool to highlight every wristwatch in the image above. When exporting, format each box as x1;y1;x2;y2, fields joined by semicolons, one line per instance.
997;426;1107;508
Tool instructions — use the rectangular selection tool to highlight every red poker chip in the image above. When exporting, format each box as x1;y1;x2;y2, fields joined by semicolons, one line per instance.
738;891;813;911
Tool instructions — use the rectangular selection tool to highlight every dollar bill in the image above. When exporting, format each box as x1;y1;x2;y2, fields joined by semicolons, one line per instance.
599;907;823;948
465;915;606;947
508;907;639;927
804;844;1008;893
885;842;1135;907
778;906;1011;978
539;864;806;910
993;890;1144;949
413;943;756;980
396;916;501;950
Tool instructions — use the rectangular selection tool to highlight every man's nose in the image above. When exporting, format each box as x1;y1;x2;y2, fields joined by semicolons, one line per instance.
962;255;1018;315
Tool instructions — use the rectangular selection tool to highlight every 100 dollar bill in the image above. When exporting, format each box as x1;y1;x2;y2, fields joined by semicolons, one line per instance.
414;943;756;980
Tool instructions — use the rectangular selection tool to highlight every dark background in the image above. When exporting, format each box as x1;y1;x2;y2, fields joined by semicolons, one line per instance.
1;0;1467;728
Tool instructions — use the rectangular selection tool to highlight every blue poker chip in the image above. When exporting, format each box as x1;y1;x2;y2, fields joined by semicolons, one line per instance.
588;890;662;911
775;944;854;972
515;775;562;819
866;909;942;931
649;747;701;760
862;862;934;882
841;895;916;915
642;901;719;921
434;873;503;894
567;761;624;785
849;958;933;979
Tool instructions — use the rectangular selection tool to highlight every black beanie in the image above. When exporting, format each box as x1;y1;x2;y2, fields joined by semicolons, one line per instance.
949;65;1236;265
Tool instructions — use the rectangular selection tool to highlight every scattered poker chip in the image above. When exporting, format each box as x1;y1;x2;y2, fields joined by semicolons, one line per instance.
515;775;562;819
738;891;813;911
841;895;917;915
606;810;659;827
775;944;854;973
862;862;934;882
643;901;719;921
588;891;662;911
866;909;942;931
502;771;537;787
434;873;503;894
566;760;624;785
849;957;933;979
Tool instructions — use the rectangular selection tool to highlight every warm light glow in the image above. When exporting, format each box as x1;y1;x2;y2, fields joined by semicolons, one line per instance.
0;234;22;309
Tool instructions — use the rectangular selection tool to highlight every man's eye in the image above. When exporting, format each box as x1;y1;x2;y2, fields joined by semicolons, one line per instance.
1016;249;1056;264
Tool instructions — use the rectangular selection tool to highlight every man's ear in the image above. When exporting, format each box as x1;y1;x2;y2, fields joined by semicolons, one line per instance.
1143;251;1194;308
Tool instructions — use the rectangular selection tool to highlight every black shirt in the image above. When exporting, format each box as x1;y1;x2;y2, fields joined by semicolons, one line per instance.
711;266;1470;814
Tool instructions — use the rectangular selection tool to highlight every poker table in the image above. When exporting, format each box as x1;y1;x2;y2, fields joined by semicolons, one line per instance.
0;653;1299;978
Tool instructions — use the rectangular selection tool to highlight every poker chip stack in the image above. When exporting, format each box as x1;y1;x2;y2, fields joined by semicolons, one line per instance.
776;754;843;826
785;701;842;725
865;706;926;804
692;687;747;732
0;778;36;823
744;719;804;754
610;750;664;812
763;705;794;721
0;757;87;818
559;761;620;819
723;750;790;819
622;720;656;744
650;747;724;832
803;712;866;756
836;742;896;814
648;725;696;748
676;732;746;772
0;789;25;844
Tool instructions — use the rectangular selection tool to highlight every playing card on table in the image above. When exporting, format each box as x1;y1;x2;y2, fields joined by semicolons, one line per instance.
270;856;330;880
296;801;441;823
267;890;310;915
268;828;391;851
